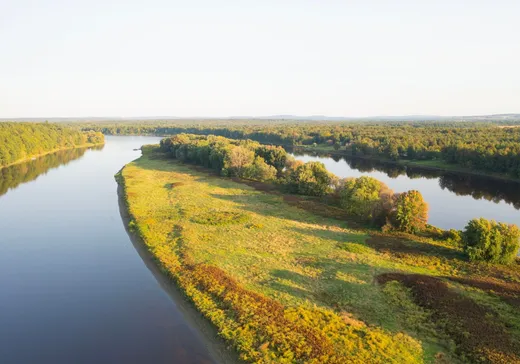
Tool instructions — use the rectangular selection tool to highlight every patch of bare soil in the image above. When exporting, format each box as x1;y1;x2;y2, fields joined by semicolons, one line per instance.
376;273;520;363
447;276;520;308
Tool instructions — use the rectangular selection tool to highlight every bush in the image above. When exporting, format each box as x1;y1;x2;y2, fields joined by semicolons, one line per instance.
390;190;429;233
462;218;520;264
444;229;463;247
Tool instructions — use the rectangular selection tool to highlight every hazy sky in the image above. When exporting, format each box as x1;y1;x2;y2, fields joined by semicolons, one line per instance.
1;1;519;117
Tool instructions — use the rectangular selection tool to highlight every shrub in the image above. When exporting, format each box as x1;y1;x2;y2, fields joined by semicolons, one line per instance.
462;218;520;264
444;229;463;247
390;190;429;233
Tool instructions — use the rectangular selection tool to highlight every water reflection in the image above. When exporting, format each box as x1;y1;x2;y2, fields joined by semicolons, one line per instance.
292;150;520;211
0;145;103;197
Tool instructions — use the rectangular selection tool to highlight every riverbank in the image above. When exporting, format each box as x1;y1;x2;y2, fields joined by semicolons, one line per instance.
294;145;520;183
98;131;519;183
0;142;105;171
116;183;241;364
117;148;520;363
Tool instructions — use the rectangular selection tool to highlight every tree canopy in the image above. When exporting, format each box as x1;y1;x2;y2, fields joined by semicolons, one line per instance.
0;123;104;168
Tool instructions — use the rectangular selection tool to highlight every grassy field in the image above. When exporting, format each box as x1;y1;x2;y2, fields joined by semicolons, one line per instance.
118;149;520;363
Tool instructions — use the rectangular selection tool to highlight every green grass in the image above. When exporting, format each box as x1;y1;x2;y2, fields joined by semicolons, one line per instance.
119;151;520;363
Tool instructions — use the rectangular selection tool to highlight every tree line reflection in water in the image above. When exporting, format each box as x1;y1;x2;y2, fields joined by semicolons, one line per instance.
292;151;520;210
0;145;104;198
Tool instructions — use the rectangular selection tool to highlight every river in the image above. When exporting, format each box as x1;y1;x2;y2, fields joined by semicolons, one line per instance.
0;136;219;364
292;151;520;230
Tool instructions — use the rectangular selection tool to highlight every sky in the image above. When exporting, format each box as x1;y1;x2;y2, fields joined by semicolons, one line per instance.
1;0;519;118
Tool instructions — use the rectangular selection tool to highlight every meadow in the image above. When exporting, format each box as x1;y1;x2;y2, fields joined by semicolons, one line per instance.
118;149;520;363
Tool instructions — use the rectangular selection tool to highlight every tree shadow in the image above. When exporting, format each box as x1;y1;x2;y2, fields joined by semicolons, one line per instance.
366;235;464;260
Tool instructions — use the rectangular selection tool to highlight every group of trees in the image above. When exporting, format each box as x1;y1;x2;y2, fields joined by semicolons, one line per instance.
0;123;104;168
462;218;520;264
160;133;520;262
337;176;428;233
160;134;430;233
81;120;520;178
160;134;279;182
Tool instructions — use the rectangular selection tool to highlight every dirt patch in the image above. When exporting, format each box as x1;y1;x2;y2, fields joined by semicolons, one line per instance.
376;273;520;363
447;276;520;308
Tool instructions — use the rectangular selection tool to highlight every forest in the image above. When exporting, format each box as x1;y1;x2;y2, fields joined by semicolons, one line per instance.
79;120;520;179
0;123;104;168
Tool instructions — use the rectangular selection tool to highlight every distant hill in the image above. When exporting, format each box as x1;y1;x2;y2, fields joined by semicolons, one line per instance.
2;114;520;123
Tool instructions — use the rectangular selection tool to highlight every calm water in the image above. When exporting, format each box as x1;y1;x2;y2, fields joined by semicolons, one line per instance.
292;152;520;230
0;136;217;364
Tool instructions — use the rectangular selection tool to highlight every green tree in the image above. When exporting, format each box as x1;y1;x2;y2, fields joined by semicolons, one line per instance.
462;218;520;264
338;176;393;224
290;161;335;196
224;146;255;177
244;156;277;182
391;190;429;233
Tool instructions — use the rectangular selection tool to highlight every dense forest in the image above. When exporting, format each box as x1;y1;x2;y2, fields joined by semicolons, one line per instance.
79;120;520;178
0;123;104;168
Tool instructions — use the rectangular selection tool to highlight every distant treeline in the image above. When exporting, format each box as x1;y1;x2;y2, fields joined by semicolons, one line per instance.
82;121;520;178
0;123;104;168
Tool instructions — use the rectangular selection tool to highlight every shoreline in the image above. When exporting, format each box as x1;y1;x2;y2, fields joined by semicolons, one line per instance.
293;145;520;183
0;142;105;171
116;176;241;364
102;132;519;183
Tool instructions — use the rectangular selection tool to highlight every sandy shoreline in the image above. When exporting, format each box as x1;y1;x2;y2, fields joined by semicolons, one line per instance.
116;181;241;364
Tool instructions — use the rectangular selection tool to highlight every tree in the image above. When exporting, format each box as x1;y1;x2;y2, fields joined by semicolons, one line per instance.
462;218;520;264
224;146;255;177
338;176;393;225
390;190;428;233
289;161;335;196
244;156;277;182
255;145;288;173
